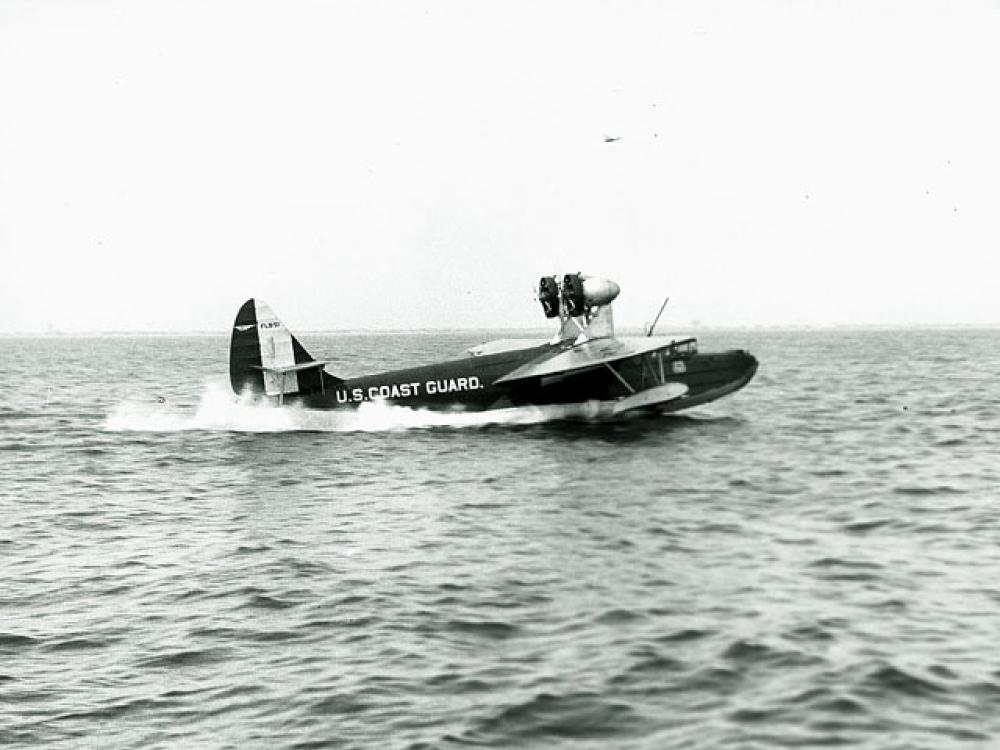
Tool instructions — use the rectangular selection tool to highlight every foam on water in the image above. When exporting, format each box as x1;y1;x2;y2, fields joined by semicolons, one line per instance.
102;382;606;433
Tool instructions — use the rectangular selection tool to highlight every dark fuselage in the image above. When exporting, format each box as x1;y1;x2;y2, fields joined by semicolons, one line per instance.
291;339;758;414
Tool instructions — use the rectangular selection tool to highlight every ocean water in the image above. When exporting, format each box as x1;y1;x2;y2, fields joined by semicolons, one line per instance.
2;328;1000;749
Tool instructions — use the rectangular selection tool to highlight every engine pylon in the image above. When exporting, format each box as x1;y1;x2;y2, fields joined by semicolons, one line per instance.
538;273;620;342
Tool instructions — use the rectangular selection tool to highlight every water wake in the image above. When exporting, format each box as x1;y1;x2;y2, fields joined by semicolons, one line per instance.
102;383;606;433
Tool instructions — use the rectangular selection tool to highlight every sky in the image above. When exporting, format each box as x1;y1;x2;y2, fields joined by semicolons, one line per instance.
1;0;998;333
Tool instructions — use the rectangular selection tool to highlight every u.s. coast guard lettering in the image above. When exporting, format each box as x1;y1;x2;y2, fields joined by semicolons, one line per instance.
332;376;484;404
227;273;758;415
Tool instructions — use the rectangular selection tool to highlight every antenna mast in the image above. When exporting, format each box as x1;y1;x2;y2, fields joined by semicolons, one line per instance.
646;296;669;336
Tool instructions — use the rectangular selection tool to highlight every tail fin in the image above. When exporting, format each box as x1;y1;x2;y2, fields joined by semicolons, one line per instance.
229;299;341;398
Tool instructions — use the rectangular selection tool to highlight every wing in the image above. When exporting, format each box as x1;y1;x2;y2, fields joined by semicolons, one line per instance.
493;335;689;384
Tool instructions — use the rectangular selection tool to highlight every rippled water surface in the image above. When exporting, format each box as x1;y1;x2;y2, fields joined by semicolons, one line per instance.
3;329;1000;749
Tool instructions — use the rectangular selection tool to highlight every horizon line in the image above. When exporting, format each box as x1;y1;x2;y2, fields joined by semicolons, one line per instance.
3;321;1000;337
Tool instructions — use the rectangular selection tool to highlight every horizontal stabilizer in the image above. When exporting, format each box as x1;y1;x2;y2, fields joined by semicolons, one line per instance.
251;361;330;374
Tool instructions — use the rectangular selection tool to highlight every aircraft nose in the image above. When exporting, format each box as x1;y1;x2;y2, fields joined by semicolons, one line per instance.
741;350;759;379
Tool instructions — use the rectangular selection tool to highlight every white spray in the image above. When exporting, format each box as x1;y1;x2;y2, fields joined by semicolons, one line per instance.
102;383;608;434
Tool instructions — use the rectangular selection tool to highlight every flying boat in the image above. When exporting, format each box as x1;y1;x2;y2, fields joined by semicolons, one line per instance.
229;274;757;417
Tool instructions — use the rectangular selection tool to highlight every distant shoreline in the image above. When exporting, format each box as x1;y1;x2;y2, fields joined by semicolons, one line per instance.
3;323;999;338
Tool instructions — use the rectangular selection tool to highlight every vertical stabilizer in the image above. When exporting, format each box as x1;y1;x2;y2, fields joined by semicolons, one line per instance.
254;300;301;396
230;300;265;395
229;299;338;398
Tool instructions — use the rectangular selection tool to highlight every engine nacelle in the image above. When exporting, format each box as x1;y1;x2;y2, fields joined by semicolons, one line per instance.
539;273;621;320
581;276;620;307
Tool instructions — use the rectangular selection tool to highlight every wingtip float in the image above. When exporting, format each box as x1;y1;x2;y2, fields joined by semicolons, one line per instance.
229;274;757;417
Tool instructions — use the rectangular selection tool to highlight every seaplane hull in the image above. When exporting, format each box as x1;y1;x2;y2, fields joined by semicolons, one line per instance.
229;275;757;418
